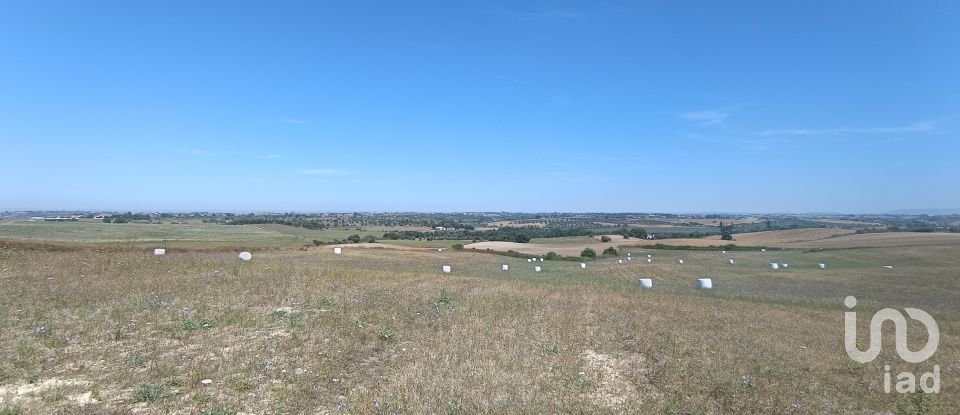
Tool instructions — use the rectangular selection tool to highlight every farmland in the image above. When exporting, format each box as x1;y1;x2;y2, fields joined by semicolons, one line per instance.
1;225;959;413
0;221;393;249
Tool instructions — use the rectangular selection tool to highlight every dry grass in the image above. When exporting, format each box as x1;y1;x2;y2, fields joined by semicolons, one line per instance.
464;236;628;257
651;228;859;248
0;245;958;414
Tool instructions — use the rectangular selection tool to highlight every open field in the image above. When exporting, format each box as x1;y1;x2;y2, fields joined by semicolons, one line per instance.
650;228;859;248
0;221;397;249
0;244;958;414
464;235;632;257
659;230;960;250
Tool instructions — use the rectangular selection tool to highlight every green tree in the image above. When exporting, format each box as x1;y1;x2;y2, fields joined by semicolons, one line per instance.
600;235;612;243
720;221;734;241
602;247;618;256
514;233;531;243
346;234;361;243
580;248;597;258
452;243;464;250
545;251;559;260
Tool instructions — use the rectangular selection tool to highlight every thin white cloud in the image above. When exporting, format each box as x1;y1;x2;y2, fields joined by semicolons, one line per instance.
281;118;307;124
681;109;730;126
298;168;349;176
497;9;583;21
262;154;282;159
495;75;525;83
757;121;934;136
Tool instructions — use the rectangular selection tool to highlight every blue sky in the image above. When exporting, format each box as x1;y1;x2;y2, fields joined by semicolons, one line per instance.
1;1;958;213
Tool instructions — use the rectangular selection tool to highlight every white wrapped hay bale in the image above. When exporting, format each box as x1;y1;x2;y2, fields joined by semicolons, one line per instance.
527;258;532;263
333;247;342;255
761;249;766;252
153;248;166;256
617;259;623;264
580;263;586;269
501;264;509;271
534;266;542;272
238;252;252;261
697;278;713;289
627;257;633;261
646;258;652;263
883;265;894;269
539;258;544;262
647;254;652;259
442;265;452;273
770;262;779;270
677;259;684;264
728;258;735;265
637;278;653;288
782;263;789;269
818;263;826;269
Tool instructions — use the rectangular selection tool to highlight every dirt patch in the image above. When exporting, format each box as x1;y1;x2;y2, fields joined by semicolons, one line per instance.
0;378;96;406
580;349;659;409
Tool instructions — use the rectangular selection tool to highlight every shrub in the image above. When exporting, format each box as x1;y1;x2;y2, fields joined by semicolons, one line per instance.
600;235;612;242
602;247;618;256
134;381;174;402
545;251;558;260
580;248;596;258
182;319;215;331
451;243;464;250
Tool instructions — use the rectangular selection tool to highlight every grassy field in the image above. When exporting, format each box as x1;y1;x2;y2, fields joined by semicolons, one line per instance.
0;240;958;414
661;230;960;249
1;228;959;413
0;221;398;249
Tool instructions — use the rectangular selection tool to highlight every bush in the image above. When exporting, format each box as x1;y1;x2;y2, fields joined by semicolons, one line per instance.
600;235;612;242
361;235;376;243
545;251;558;260
580;248;596;258
452;243;464;250
602;247;618;256
514;233;531;243
134;381;174;402
346;234;361;243
312;239;322;246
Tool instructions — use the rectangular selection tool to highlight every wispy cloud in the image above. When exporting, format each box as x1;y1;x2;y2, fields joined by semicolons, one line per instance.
298;168;349;176
190;149;214;156
495;75;525;83
680;109;731;126
756;121;935;136
281;118;307;124
496;9;583;21
262;154;282;159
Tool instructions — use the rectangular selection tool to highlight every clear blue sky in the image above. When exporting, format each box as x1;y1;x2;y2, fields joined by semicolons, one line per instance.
1;1;958;213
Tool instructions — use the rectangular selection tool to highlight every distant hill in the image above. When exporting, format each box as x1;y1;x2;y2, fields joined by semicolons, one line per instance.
886;209;960;215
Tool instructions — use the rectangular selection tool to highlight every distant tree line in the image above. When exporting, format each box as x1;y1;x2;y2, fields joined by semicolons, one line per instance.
102;212;152;223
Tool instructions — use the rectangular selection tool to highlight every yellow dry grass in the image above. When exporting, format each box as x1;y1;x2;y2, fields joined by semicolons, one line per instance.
1;240;959;413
